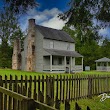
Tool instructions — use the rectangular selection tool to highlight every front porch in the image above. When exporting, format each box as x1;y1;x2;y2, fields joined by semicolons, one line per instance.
43;55;83;73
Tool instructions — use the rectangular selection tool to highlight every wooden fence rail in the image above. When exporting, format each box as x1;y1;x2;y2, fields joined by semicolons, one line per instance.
0;86;57;110
0;74;110;104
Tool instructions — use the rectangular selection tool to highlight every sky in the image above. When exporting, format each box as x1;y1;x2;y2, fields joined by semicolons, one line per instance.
18;0;110;38
0;0;110;37
19;0;70;31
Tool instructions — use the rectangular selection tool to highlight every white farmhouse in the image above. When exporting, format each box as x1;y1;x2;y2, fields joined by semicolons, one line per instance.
12;19;83;73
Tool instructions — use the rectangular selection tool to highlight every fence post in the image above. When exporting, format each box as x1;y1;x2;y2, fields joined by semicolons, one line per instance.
75;102;81;110
55;98;60;110
22;99;37;110
0;76;3;110
87;106;90;110
38;91;44;103
46;95;54;106
65;100;70;110
88;75;92;98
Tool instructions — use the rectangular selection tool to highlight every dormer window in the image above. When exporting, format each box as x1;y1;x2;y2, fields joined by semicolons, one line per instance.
50;41;54;49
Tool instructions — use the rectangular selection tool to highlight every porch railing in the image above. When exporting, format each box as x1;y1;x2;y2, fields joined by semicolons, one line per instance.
43;65;83;72
72;65;83;72
97;66;110;71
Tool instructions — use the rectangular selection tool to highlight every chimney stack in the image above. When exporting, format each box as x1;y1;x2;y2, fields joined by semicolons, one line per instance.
28;19;35;29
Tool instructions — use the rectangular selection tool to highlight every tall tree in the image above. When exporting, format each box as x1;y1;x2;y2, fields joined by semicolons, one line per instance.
63;25;101;70
0;8;23;68
101;37;110;57
0;8;23;44
62;0;110;27
1;0;38;14
61;0;110;69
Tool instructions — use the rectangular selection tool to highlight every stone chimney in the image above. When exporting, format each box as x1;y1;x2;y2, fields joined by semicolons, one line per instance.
12;38;21;70
28;19;36;29
26;19;36;71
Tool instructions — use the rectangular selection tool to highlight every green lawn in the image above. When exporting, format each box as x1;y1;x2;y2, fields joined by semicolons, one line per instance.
1;69;110;77
60;96;110;110
0;69;110;110
82;70;110;75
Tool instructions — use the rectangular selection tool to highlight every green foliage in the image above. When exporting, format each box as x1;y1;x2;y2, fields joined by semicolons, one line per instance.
0;43;13;68
63;0;110;27
63;25;110;70
101;38;110;57
63;26;102;70
1;0;38;14
62;0;110;70
0;8;23;42
0;8;24;68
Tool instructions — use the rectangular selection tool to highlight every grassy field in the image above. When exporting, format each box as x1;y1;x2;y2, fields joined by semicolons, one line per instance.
82;70;110;75
0;69;110;110
0;69;110;76
60;96;110;110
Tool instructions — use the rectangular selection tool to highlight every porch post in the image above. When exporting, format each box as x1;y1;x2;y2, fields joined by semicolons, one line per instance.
96;62;97;71
64;56;66;71
107;62;108;71
70;57;73;72
50;55;52;72
82;57;83;71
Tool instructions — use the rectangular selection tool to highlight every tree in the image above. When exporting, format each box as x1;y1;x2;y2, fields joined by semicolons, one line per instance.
0;8;23;43
0;0;38;68
1;0;38;14
61;0;110;70
62;0;110;27
101;38;110;57
0;8;24;68
63;25;101;70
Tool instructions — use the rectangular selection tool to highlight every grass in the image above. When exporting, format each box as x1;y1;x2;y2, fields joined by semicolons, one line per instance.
1;69;110;110
60;96;110;110
82;70;110;75
73;97;110;110
1;69;110;77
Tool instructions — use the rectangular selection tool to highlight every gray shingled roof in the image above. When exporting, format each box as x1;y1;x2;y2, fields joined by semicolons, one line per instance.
44;49;83;57
36;25;75;43
95;57;110;62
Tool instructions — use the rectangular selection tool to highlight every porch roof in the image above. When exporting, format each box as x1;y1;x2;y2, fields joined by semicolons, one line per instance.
95;57;110;62
44;49;83;57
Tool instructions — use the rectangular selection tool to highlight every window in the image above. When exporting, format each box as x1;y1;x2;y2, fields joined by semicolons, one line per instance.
50;41;54;49
66;58;70;64
58;58;62;65
32;45;35;55
67;43;70;50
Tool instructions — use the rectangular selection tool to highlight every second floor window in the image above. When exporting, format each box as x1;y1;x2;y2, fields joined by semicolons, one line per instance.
67;43;70;50
50;41;54;49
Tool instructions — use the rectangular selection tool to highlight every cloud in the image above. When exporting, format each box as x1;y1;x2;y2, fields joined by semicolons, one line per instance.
41;15;66;29
99;28;110;37
19;8;66;31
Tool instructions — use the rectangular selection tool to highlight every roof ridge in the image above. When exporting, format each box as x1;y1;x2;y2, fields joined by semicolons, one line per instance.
36;24;62;31
36;25;75;43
